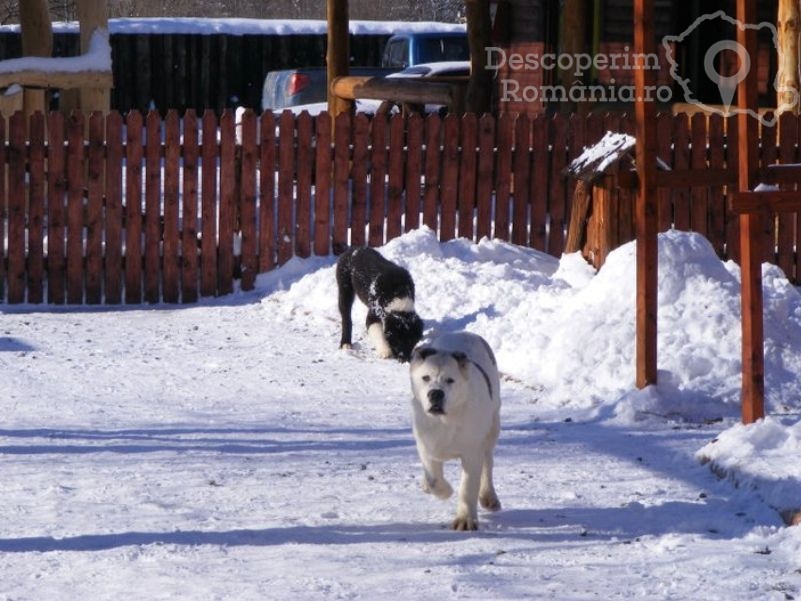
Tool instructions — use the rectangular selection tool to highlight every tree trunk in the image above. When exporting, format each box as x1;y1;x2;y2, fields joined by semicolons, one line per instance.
777;0;801;115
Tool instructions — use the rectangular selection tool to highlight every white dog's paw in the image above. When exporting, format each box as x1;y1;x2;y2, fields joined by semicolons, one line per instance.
452;515;478;531
422;476;453;499
340;343;353;350
480;491;502;512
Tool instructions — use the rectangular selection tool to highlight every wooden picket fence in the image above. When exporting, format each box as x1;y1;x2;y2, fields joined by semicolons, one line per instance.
0;109;799;305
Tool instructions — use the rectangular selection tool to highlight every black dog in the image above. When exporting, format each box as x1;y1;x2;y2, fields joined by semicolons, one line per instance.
336;247;424;362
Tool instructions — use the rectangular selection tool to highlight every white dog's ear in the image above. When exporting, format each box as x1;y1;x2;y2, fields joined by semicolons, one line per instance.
451;351;470;371
412;346;437;364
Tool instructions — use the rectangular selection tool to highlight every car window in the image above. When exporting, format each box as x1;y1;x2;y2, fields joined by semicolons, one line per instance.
417;37;470;63
389;40;408;68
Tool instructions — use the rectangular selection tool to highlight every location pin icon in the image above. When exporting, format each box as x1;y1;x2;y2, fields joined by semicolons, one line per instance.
704;40;751;113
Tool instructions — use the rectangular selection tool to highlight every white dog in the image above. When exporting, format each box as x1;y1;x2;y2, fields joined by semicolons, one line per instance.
409;331;501;531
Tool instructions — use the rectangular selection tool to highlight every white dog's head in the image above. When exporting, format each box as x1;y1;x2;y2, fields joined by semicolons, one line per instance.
409;346;471;416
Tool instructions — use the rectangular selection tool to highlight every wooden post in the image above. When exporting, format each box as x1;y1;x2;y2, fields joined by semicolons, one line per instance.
737;0;765;423
19;0;52;121
634;0;658;388
777;0;801;115
560;0;587;113
327;0;352;119
77;0;110;117
464;0;493;114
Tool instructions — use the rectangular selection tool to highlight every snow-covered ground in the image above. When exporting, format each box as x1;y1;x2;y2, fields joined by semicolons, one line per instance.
2;227;801;600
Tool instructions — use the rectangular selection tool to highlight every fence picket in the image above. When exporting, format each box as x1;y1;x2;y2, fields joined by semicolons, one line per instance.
295;112;313;258
440;114;460;241
182;110;200;303
476;114;495;242
259;111;277;270
778;113;797;278
240;109;258;290
511;114;531;247
314;112;332;256
163;110;181;302
332;112;351;254
201;110;218;297
27;112;45;304
47;113;66;304
67;112;85;305
125;110;144;303
458;113;478;241
405;113;424;233
86;112;105;304
218;109;236;294
387;113;405;242
105;111;124;304
351;113;370;247
7;112;25;304
145;111;162;303
369;114;388;247
494;113;513;241
422;113;441;233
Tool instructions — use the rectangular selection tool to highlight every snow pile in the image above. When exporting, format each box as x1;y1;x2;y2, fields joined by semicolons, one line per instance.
258;227;801;422
697;417;801;517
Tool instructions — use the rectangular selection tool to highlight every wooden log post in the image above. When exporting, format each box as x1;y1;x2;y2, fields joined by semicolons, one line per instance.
464;0;493;114
327;0;352;121
777;0;801;115
77;0;110;117
19;0;52;122
737;0;765;424
634;0;658;388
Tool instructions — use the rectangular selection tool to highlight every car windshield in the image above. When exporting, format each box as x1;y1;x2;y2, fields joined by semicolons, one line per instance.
417;37;469;63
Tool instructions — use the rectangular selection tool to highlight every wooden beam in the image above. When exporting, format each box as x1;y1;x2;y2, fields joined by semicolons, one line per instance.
737;0;765;424
729;190;801;214
634;0;658;388
327;0;352;119
464;0;493;114
0;69;113;90
332;76;458;106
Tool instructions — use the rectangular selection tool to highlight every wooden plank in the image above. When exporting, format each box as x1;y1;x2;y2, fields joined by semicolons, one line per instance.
549;114;568;254
511;114;530;246
458;112;478;242
239;109;258;291
47;112;66;304
690;112;709;238
259;111;277;270
777;112;797;277
0;115;5;300
218;109;236;294
200;109;218;297
351;113;370;247
656;112;673;231
369;113;388;247
672;113;691;231
85;112;104;304
332;111;351;254
6;111;26;303
560;113;585;255
422;113;442;233
105;111;123;304
295;111;313;258
163;110;181;303
729;191;801;214
27;112;45;304
314;112;332;256
655;168;736;188
707;113;727;256
617;114;636;247
603;112;623;253
440;114;460;242
144;111;161;304
726;114;741;264
404;112;424;233
66;112;85;304
182;110;199;303
493;113;513;241
476;113;495;242
277;111;295;264
386;113;405;242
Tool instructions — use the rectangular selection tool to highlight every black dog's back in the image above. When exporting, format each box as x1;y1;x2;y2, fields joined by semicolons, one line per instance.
336;247;422;359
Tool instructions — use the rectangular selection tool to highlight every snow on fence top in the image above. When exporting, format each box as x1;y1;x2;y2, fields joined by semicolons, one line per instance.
0;18;466;36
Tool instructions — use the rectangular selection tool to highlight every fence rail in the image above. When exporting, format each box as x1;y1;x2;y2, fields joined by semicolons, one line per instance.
1;109;799;305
